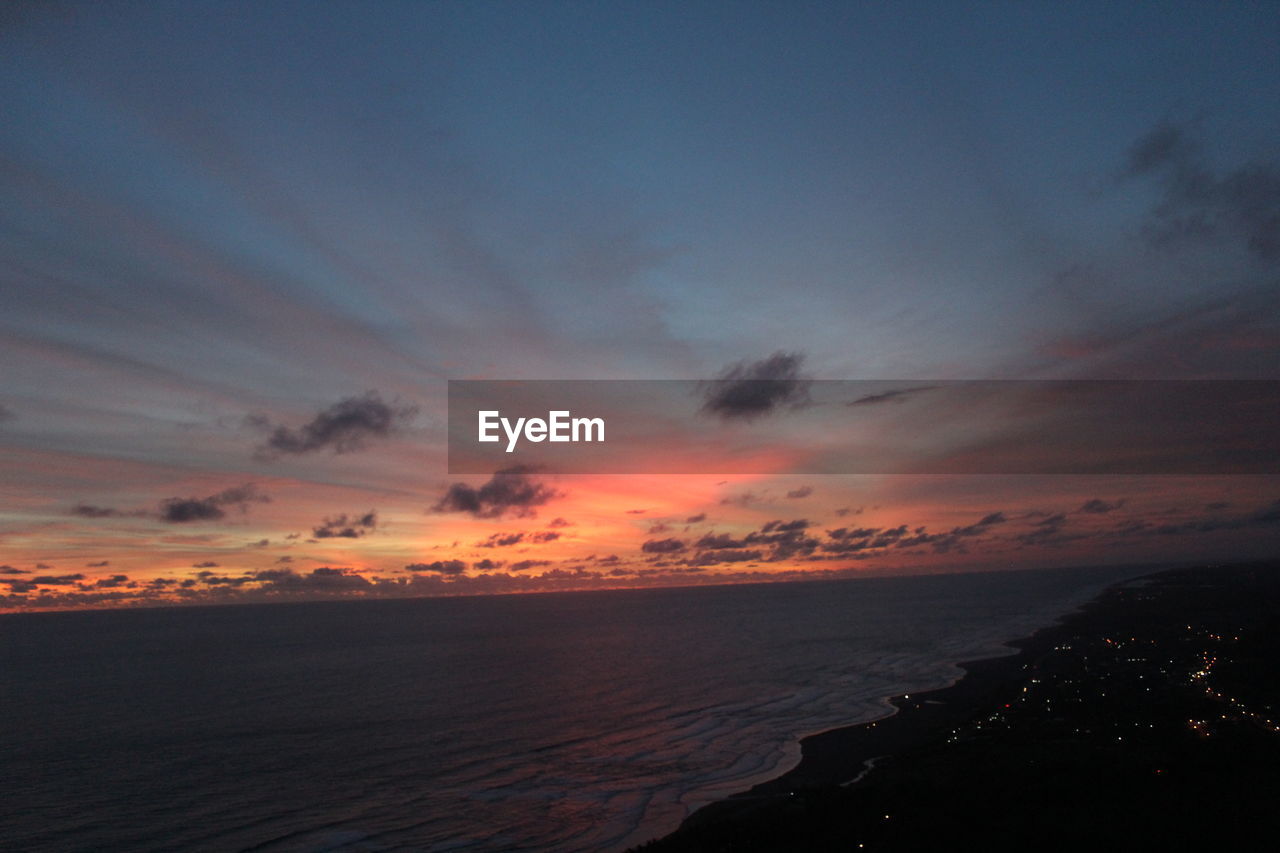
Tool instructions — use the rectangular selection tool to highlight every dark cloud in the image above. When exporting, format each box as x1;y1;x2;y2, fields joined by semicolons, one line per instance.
86;560;109;567
473;558;504;571
695;521;818;562
641;538;687;554
25;574;84;586
192;561;220;568
647;522;671;534
509;559;552;572
547;517;573;528
91;574;130;589
159;483;269;523
720;491;761;507
696;532;748;550
476;532;526;548
194;570;253;586
0;565;28;574
685;513;707;524
474;530;557;547
251;567;373;592
1124;122;1280;261
253;392;417;458
700;351;811;421
785;486;813;499
1079;499;1125;514
827;526;881;541
406;560;466;575
835;506;863;517
951;512;1007;536
761;519;810;533
847;386;938;406
689;548;763;565
313;511;378;539
432;466;560;519
625;508;648;514
743;522;819;559
71;504;140;518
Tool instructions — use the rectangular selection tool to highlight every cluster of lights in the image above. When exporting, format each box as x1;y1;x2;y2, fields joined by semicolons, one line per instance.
1185;627;1280;736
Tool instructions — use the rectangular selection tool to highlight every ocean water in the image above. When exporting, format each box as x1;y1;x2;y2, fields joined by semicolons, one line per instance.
1;565;1146;852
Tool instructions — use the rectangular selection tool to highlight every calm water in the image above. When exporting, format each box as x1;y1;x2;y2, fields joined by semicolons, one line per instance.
1;566;1146;852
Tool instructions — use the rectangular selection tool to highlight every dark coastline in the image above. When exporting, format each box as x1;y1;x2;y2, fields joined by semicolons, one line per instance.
635;561;1280;851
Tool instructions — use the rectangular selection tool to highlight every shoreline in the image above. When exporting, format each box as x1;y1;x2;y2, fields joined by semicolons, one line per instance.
633;566;1169;848
636;560;1280;851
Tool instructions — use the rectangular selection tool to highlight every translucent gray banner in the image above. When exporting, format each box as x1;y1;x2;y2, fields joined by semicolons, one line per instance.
447;380;1280;474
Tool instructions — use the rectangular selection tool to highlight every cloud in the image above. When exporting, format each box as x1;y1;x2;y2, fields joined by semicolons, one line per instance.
192;561;220;568
1;574;85;587
92;575;131;588
406;560;466;575
432;466;560;519
159;483;270;523
951;512;1007;536
473;558;504;571
1124;122;1280;261
0;403;12;422
1078;499;1125;514
476;532;526;548
689;548;763;565
71;504;146;519
641;538;687;554
509;559;552;572
250;567;373;593
253;392;417;458
86;560;110;567
647;522;671;534
547;517;573;528
0;565;29;574
313;511;378;538
474;530;557;548
700;351;811;421
846;386;938;406
761;519;810;533
720;491;761;507
696;532;748;549
786;486;813;499
685;513;707;524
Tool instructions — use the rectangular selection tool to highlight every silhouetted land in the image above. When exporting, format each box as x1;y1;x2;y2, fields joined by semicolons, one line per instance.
635;562;1280;851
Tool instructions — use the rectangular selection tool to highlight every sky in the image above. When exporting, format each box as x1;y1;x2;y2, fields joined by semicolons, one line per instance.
2;1;1279;611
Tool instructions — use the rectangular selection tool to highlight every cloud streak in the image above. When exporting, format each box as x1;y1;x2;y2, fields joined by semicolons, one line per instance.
253;392;417;458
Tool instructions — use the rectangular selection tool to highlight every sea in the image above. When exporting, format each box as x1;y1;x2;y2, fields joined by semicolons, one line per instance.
0;564;1150;852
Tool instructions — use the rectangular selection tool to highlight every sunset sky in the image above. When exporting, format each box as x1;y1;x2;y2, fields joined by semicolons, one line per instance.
2;2;1279;610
